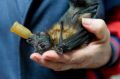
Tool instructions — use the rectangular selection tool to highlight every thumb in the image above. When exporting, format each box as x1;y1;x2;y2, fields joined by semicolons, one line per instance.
81;18;109;42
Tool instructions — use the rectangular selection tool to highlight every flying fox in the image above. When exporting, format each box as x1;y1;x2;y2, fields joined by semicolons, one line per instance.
11;0;103;54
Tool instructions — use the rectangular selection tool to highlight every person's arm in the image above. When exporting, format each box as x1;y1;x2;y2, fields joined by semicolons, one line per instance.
30;18;112;71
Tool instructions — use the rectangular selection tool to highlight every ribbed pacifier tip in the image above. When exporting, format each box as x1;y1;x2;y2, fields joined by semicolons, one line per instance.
10;21;19;32
10;21;33;39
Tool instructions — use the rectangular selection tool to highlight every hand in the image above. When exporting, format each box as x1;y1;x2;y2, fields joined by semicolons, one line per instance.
30;18;112;71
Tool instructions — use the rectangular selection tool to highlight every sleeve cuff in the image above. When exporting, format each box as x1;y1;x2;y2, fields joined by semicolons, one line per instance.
107;35;120;66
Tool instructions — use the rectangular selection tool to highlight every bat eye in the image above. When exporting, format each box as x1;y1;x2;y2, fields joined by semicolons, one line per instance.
27;38;34;44
27;38;32;42
39;43;45;48
38;41;47;49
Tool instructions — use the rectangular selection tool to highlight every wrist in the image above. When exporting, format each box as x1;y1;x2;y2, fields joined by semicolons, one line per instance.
105;35;120;66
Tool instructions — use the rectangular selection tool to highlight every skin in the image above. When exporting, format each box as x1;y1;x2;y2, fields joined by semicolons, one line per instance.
30;18;111;71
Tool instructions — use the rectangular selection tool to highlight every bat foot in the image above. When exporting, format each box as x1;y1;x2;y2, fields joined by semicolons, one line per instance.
53;46;63;55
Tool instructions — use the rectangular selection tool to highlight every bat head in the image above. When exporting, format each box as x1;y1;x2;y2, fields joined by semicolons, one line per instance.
27;32;52;53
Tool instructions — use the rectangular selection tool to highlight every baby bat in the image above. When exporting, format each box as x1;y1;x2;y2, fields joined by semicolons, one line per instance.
11;0;104;54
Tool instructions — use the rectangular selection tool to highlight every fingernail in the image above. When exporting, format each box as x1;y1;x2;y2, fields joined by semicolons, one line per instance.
82;18;92;25
30;53;37;59
30;54;34;59
30;53;40;62
30;55;38;62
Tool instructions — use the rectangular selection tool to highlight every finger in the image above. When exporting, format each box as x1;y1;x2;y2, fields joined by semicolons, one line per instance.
33;56;70;71
81;18;110;42
30;52;72;71
42;50;71;63
42;46;94;64
30;52;68;71
37;58;71;71
42;49;87;64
